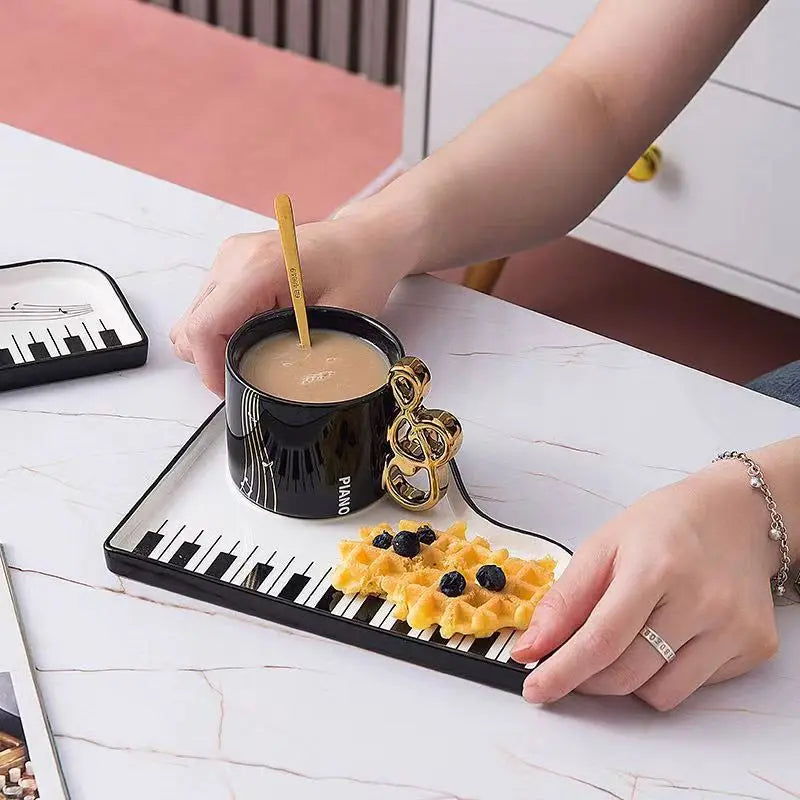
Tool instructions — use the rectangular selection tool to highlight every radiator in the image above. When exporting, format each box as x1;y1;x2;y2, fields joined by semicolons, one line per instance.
144;0;407;86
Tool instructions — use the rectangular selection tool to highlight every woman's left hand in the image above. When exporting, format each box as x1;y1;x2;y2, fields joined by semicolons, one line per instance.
512;461;781;710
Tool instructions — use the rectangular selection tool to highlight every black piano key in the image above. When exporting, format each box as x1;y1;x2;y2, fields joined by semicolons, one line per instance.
131;530;163;557
468;633;499;657
28;341;50;361
168;541;200;568
0;348;13;367
278;574;311;602
354;596;385;623
64;335;86;354
391;619;412;635
205;552;237;579
315;585;342;612
427;629;451;646
241;562;273;591
100;328;121;347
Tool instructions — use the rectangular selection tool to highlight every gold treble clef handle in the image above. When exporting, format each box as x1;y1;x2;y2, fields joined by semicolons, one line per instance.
383;357;463;511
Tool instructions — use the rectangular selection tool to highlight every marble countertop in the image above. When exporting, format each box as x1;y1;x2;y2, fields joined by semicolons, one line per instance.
1;124;799;800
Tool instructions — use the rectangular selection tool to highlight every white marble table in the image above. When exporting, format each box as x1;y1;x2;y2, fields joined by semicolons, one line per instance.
1;123;799;799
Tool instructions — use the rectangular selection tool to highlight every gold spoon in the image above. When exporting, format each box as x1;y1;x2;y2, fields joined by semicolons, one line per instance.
274;193;312;349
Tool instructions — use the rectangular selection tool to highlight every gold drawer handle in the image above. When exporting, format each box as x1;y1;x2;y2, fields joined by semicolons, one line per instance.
627;144;661;182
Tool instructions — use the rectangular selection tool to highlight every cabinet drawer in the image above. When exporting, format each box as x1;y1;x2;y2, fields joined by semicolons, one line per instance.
429;0;800;293
465;0;800;109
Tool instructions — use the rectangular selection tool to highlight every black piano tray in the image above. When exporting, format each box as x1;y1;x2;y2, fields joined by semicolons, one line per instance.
104;407;572;693
0;259;148;391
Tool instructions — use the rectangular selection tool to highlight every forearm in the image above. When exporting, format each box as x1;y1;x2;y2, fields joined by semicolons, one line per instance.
359;65;633;275
343;0;765;279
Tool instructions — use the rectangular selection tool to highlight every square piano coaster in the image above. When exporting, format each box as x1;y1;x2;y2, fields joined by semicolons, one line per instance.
0;258;148;391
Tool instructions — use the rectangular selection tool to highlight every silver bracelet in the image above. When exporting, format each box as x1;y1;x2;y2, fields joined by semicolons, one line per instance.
713;451;791;596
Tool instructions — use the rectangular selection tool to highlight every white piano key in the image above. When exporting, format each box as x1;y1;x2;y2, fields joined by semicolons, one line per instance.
378;605;401;630
341;594;372;620
185;531;224;572
497;630;523;662
486;629;515;660
41;326;62;356
77;329;95;351
262;554;296;596
369;599;396;628
406;627;427;639
457;635;476;652
46;326;66;356
445;634;465;649
303;570;336;607
223;544;259;584
9;334;31;363
416;626;438;641
330;592;358;617
294;564;330;605
80;318;102;349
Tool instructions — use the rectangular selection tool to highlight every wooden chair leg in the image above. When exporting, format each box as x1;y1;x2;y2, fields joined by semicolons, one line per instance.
463;257;509;294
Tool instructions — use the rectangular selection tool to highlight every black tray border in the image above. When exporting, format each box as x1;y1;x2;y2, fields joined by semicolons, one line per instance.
104;404;573;693
0;258;149;391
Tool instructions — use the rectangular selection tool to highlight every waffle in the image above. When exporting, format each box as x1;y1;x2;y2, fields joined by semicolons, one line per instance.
331;520;503;595
332;520;555;638
383;554;555;639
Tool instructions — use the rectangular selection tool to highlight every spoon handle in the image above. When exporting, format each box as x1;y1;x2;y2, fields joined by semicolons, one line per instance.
275;194;312;349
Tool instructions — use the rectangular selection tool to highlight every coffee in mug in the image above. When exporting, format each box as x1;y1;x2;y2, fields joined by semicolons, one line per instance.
239;329;390;404
226;307;404;519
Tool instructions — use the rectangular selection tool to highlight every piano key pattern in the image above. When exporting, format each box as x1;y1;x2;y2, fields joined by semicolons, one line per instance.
0;317;125;368
120;519;534;674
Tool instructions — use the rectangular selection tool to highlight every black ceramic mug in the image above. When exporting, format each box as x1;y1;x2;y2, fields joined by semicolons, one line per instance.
225;307;404;519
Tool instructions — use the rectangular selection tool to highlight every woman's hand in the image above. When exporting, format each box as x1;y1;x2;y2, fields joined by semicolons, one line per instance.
170;215;406;396
512;460;781;710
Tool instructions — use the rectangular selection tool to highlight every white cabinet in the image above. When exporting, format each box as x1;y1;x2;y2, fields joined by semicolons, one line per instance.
404;0;800;316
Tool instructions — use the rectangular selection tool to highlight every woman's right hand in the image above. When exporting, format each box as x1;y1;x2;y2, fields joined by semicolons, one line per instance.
170;216;404;397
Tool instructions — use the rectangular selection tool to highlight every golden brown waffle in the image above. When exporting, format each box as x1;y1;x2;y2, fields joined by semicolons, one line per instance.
332;520;555;638
331;520;497;595
382;554;555;639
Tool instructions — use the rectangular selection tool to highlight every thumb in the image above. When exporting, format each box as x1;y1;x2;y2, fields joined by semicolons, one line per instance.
512;536;615;663
186;280;273;397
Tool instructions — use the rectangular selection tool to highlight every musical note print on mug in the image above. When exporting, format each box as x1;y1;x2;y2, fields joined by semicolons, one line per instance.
383;357;462;511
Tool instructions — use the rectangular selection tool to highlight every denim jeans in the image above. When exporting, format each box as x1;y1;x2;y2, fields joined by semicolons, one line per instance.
749;360;800;408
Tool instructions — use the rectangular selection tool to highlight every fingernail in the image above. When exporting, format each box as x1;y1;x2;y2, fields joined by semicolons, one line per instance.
512;624;538;656
522;679;550;704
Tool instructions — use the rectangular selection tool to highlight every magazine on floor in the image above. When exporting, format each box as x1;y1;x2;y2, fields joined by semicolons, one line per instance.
0;546;68;799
